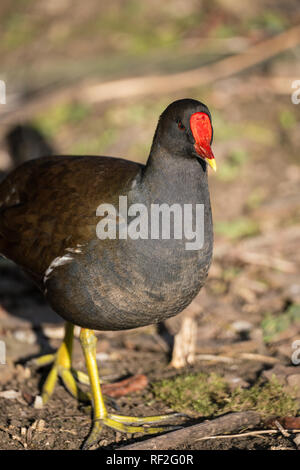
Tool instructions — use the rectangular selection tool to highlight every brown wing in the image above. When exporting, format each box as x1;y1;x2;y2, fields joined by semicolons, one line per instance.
0;155;141;284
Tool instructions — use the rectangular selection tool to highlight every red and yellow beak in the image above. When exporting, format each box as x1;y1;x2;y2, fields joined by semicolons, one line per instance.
190;112;217;172
194;140;217;172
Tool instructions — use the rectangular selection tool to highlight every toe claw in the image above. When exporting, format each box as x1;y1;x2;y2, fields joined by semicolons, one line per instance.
82;420;103;450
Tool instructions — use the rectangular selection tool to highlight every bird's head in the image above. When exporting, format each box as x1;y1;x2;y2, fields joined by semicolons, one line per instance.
155;98;217;172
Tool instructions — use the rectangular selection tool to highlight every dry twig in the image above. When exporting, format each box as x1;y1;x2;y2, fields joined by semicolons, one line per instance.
196;428;300;441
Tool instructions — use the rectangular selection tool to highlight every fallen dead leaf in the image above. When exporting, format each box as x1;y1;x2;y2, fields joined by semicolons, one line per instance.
102;374;148;398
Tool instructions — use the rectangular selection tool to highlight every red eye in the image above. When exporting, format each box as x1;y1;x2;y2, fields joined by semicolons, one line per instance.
177;120;185;130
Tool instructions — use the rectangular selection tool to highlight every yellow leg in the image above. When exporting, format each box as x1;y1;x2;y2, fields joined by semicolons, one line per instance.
79;328;182;449
33;322;89;403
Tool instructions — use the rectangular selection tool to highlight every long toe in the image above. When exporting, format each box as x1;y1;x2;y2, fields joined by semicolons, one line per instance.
29;353;56;368
41;365;58;404
109;411;185;425
82;415;180;449
103;415;179;435
60;367;90;402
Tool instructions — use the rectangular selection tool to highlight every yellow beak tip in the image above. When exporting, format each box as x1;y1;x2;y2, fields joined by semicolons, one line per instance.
208;158;217;172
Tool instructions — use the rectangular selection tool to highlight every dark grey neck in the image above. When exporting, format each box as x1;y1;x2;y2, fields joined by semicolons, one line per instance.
138;141;209;206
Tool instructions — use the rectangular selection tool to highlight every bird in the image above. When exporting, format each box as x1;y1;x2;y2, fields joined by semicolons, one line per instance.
0;124;56;183
0;98;216;448
5;124;56;167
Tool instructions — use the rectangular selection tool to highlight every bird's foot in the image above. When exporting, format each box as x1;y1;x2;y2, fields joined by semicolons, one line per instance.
33;354;91;385
78;328;184;449
31;354;120;410
37;349;90;404
30;323;90;404
83;412;182;449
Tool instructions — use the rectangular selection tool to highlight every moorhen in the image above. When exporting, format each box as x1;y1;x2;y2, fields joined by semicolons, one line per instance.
5;124;56;166
0;98;216;447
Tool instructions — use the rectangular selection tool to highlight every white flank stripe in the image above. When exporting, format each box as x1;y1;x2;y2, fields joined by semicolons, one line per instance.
43;254;73;284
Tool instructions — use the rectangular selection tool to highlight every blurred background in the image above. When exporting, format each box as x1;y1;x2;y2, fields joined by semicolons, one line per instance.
0;0;299;450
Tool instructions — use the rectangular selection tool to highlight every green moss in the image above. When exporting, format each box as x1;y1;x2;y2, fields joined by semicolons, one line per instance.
215;217;260;240
153;373;299;418
261;304;300;343
153;373;228;416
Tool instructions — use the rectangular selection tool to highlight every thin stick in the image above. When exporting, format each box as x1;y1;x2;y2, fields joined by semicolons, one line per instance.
196;429;300;441
119;411;261;450
195;354;234;363
238;353;279;364
194;352;279;364
274;420;290;438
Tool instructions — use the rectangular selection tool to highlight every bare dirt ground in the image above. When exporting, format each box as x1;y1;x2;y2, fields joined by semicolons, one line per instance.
0;0;299;451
